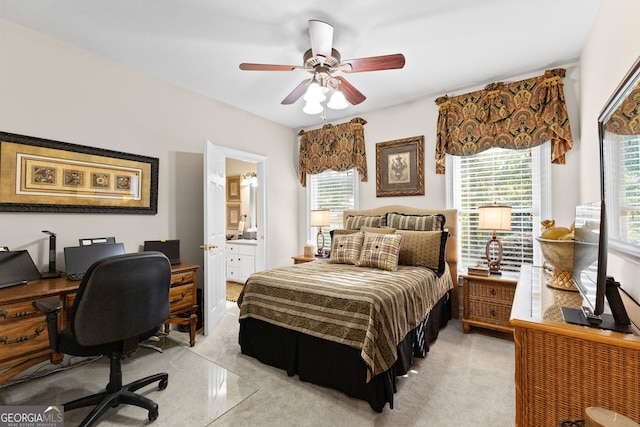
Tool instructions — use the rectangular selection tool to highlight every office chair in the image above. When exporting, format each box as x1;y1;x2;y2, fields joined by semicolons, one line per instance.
34;252;172;427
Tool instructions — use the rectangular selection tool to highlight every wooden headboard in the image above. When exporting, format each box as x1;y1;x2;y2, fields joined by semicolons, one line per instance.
343;205;459;318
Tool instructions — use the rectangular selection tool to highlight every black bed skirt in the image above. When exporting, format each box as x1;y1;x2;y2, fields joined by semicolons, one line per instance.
238;290;451;412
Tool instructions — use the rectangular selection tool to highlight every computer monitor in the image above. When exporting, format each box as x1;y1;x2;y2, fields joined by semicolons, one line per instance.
143;240;180;265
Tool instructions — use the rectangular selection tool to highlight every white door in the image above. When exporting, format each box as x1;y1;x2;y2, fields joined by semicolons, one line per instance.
203;140;227;334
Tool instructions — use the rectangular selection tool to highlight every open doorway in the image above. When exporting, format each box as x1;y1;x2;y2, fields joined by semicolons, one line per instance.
202;142;267;334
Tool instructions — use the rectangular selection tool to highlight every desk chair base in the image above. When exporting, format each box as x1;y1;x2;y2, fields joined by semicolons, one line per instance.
64;353;168;427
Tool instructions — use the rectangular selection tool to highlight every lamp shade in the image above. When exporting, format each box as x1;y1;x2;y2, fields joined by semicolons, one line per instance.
310;209;330;227
478;205;512;231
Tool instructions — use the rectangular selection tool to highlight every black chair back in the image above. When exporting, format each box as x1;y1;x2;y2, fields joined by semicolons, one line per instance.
70;252;171;347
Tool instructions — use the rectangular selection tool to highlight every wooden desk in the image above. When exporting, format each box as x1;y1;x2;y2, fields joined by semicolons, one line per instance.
511;265;640;427
0;262;199;387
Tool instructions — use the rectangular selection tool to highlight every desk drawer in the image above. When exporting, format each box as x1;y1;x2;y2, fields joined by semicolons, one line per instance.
169;284;194;312
171;271;195;287
0;300;42;325
0;316;49;363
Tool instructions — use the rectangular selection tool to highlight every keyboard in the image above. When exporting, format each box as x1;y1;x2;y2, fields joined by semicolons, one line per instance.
66;272;85;281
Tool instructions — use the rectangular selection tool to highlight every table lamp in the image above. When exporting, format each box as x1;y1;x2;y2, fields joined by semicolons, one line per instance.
310;209;330;256
478;203;512;274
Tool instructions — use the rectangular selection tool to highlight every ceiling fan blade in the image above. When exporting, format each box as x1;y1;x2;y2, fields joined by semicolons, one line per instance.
281;79;312;105
239;63;302;71
308;20;333;63
341;53;406;73
333;76;366;105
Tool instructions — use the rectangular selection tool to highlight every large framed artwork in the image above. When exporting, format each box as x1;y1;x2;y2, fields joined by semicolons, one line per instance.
375;135;424;197
0;131;158;214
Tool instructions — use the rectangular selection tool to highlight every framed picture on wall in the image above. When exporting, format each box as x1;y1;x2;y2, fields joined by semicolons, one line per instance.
226;204;241;229
226;175;241;202
0;131;158;214
375;135;425;197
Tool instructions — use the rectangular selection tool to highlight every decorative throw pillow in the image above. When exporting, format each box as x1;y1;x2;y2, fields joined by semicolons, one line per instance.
330;229;359;239
345;215;387;230
386;212;446;231
396;230;449;275
356;232;403;271
360;226;396;234
329;232;364;265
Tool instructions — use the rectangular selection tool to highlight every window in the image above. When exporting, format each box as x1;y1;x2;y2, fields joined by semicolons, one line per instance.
605;133;640;247
448;146;550;273
307;169;358;251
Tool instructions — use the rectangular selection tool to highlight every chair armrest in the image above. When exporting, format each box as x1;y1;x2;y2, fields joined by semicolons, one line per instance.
33;296;63;314
33;297;63;351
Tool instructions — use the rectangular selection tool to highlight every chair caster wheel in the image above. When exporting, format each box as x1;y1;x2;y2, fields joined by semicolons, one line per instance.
159;378;168;390
149;409;159;421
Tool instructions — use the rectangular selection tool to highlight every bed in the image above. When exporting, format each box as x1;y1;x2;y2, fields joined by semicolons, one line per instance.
237;206;458;412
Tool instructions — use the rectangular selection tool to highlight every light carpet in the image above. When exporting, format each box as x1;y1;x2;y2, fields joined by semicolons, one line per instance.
190;301;516;426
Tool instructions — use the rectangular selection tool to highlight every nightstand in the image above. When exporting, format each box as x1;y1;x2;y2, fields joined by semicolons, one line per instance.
461;271;519;334
292;255;316;264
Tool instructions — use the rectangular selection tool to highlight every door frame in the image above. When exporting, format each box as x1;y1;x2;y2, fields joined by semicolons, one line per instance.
221;147;267;273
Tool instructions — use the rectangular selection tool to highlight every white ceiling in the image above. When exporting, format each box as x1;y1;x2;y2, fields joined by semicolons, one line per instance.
0;0;602;130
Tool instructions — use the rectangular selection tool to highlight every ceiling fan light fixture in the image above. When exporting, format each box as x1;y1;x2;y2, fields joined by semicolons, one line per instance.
303;100;323;115
303;80;326;103
327;89;348;110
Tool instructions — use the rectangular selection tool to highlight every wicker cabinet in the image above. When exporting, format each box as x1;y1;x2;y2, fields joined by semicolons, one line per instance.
511;265;640;427
461;272;518;334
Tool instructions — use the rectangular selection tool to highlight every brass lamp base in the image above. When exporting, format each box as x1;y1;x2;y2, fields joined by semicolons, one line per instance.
316;230;326;256
486;232;503;274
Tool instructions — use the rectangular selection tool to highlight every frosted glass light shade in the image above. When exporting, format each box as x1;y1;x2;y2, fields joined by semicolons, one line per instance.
327;89;348;110
303;100;323;114
303;81;326;102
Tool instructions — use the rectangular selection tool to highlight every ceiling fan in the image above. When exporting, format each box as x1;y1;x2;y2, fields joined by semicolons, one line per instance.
239;20;406;113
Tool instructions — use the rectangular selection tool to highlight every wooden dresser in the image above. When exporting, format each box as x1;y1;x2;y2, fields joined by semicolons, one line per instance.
461;272;518;334
0;262;199;387
511;265;640;427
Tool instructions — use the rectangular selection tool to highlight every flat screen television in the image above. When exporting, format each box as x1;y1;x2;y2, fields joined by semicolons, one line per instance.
561;200;632;333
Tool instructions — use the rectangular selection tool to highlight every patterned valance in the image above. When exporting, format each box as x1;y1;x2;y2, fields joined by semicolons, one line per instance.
434;68;573;174
604;80;640;135
298;117;367;187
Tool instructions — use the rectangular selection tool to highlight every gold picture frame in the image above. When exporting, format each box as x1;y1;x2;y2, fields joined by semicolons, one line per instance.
376;135;424;197
226;204;241;229
0;131;158;213
226;175;241;202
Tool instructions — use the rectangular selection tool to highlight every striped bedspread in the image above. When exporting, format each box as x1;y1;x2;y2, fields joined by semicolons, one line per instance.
237;260;453;378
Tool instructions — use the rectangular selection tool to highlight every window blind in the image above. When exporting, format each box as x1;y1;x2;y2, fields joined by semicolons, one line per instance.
307;169;358;249
450;146;549;273
611;135;640;244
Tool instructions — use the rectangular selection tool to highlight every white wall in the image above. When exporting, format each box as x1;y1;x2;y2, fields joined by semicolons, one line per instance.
579;0;640;299
0;18;298;280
